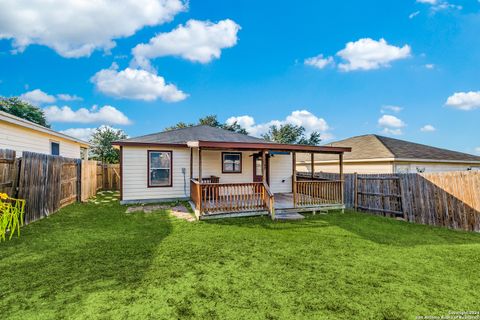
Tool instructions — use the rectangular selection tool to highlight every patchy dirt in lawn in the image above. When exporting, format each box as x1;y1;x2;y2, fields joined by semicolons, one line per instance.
125;204;195;222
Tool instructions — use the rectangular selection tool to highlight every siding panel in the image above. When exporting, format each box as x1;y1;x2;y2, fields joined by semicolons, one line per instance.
0;121;82;158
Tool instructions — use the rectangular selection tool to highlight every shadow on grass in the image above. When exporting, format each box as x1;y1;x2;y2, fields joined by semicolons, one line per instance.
320;210;480;247
203;212;338;234
0;201;172;315
203;210;480;247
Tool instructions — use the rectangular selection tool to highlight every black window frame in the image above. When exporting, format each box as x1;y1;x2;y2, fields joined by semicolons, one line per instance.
50;141;60;156
222;152;242;173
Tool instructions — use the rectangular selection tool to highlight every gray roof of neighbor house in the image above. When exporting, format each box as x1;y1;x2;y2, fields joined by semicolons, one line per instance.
115;125;268;145
312;134;480;163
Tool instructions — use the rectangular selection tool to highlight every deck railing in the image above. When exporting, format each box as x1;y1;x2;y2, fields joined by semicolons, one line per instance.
295;180;343;207
190;179;273;216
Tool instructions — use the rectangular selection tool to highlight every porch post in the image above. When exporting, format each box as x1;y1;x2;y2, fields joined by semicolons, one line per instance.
310;152;315;180
198;148;202;181
190;148;193;180
339;153;344;206
261;150;267;184
292;151;297;208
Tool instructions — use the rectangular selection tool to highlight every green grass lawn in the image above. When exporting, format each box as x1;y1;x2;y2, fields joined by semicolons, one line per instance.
1;196;480;320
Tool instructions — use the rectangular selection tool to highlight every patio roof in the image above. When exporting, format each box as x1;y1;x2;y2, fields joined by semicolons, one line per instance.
188;140;350;154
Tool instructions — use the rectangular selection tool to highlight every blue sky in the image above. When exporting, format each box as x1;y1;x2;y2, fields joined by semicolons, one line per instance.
1;0;479;154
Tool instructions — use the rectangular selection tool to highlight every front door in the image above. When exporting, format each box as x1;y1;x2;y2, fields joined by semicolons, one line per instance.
253;154;269;184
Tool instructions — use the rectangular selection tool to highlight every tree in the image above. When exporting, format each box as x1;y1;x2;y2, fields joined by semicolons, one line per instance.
0;97;50;127
89;126;127;164
262;124;321;145
165;115;248;134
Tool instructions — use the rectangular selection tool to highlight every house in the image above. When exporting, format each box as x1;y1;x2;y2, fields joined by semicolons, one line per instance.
112;125;351;219
297;134;480;174
0;110;90;159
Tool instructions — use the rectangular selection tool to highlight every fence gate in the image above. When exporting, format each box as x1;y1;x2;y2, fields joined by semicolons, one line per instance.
354;174;405;218
0;149;19;197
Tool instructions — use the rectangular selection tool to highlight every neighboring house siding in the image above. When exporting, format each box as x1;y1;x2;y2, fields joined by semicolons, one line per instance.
394;162;480;173
122;146;191;201
297;161;480;174
297;162;394;174
122;147;294;201
0;121;82;158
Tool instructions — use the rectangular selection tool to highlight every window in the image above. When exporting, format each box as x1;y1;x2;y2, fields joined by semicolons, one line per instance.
222;152;242;173
51;142;60;156
255;158;263;176
148;151;172;187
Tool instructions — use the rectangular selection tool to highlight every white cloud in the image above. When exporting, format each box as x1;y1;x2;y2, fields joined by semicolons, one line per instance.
420;124;436;132
44;105;131;125
132;19;240;69
20;89;56;105
91;64;187;102
417;0;437;4
60;125;126;142
0;0;186;58
445;91;480;111
417;0;462;11
425;64;435;69
57;94;82;102
304;54;334;69
60;127;96;142
475;147;480;155
337;38;411;71
20;89;84;105
378;114;405;135
226;110;332;140
381;105;403;113
409;11;421;19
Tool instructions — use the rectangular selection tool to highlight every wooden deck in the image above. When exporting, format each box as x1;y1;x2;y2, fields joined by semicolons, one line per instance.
190;178;344;220
196;192;344;220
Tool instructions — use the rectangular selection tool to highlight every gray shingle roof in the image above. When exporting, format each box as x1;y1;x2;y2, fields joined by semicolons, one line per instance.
117;125;269;144
317;134;480;162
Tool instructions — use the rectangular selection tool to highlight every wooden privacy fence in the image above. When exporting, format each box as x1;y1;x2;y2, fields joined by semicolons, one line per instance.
81;160;100;201
97;163;120;190
0;148;121;224
18;152;81;224
354;174;404;217
299;171;480;232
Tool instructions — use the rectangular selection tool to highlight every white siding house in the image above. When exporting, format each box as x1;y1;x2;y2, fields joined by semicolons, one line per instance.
121;147;293;201
0;111;90;158
114;125;350;220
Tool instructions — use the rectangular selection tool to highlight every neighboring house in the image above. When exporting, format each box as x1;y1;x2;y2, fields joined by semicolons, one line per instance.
0;111;90;159
297;134;480;174
112;125;351;219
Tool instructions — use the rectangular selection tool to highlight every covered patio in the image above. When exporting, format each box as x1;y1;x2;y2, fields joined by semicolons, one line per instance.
188;140;351;220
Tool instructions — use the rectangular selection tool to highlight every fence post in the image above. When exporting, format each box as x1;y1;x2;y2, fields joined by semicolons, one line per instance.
76;159;82;202
354;172;358;210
